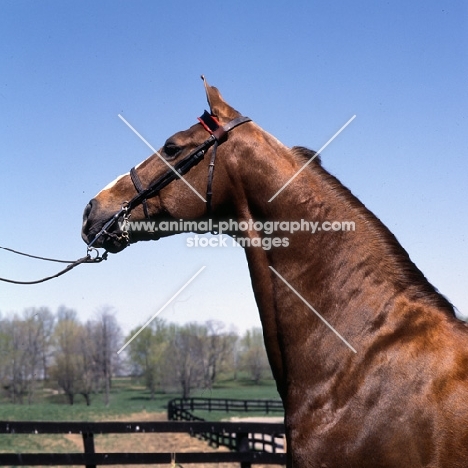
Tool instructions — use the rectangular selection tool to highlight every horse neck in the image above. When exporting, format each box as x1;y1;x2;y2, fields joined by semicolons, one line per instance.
227;133;455;395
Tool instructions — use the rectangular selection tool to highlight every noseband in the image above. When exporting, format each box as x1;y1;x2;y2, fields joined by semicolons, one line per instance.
87;111;251;249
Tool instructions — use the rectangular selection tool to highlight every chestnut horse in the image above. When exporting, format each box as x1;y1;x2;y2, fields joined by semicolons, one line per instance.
82;79;468;467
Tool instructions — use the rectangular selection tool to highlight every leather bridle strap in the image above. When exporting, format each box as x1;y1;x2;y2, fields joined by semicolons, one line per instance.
199;111;225;216
126;134;217;213
87;139;214;249
88;112;251;249
129;112;251;218
198;112;251;216
130;167;150;218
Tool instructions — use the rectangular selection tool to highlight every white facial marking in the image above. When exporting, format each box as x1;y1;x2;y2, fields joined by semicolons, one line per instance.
95;153;151;197
96;172;129;196
134;158;146;170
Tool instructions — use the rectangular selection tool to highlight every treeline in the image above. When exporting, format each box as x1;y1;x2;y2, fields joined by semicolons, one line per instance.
0;306;120;406
126;319;271;399
0;307;271;405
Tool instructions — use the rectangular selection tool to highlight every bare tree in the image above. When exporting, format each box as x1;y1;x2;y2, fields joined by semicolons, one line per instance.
0;310;47;403
1;316;29;403
0;313;8;393
202;320;237;389
126;318;168;400
51;308;82;405
0;306;125;406
164;323;205;398
92;307;122;406
34;307;55;381
77;322;98;406
21;309;47;403
239;328;271;384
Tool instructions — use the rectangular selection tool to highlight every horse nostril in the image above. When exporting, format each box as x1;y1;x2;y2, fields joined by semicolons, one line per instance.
82;199;97;235
82;202;92;224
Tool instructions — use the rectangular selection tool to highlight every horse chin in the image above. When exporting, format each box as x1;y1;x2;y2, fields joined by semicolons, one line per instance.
101;231;163;253
102;235;130;253
91;232;129;254
103;240;128;254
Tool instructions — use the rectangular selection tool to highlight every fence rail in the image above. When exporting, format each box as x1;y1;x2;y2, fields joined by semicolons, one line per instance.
0;420;286;467
168;398;285;454
168;397;284;418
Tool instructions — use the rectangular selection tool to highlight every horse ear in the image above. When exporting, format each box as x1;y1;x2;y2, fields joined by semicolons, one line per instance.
200;75;241;121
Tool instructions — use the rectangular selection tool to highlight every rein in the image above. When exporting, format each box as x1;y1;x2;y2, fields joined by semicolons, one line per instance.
0;111;250;284
0;246;106;285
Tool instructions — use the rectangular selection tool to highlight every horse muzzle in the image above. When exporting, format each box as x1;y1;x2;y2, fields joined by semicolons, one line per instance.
81;199;129;253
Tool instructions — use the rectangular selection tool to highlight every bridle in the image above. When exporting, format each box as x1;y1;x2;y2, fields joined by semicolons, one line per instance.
0;109;250;284
87;111;251;250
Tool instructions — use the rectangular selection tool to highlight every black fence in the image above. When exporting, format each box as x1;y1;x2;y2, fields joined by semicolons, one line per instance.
0;420;286;467
168;397;284;418
168;398;285;454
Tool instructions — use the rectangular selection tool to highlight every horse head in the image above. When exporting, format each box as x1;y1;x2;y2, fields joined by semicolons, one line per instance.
81;78;252;253
81;79;468;467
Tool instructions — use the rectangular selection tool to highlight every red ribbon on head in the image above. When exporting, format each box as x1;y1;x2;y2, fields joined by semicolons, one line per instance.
198;110;221;134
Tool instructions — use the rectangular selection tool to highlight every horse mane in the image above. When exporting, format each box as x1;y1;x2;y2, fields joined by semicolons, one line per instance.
291;146;321;165
290;145;456;317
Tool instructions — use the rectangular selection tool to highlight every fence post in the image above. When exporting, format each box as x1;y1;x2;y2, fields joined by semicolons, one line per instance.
236;431;251;468
82;432;96;468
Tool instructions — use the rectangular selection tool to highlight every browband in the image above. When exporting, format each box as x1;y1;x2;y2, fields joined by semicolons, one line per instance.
198;110;228;142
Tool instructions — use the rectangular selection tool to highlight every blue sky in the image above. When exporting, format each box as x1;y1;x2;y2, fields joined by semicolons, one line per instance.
1;0;467;336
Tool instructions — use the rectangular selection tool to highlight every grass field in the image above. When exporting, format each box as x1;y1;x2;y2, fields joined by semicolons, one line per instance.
0;376;281;421
0;376;283;461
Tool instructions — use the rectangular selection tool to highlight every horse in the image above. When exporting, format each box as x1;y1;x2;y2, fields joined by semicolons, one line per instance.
82;78;468;467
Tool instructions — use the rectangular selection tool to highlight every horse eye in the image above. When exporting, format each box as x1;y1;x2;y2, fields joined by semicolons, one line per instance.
163;142;182;159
